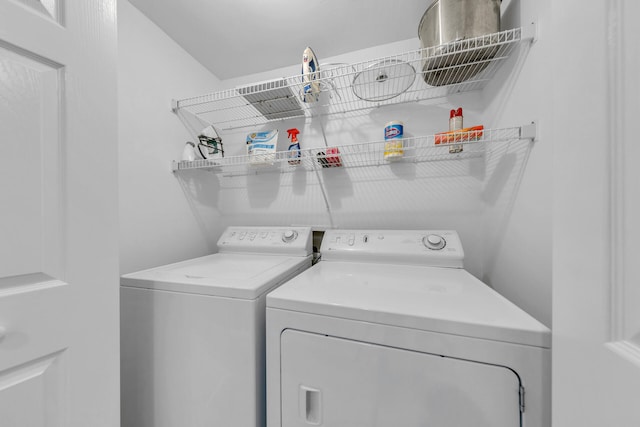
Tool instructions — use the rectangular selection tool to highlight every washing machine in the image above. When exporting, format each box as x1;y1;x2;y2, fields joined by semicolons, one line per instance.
120;226;313;427
266;229;551;427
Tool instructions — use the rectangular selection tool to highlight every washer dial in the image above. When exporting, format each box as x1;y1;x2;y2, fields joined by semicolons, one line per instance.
282;230;298;243
423;234;446;250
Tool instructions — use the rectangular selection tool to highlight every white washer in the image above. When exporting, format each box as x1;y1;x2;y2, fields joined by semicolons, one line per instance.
121;226;313;427
266;229;551;427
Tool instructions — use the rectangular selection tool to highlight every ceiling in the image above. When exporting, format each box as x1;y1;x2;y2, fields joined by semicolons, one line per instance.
128;0;430;80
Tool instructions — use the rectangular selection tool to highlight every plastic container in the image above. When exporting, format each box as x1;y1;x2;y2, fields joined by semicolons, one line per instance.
287;128;301;165
448;108;463;153
182;141;196;161
317;148;342;168
247;130;278;165
326;147;342;167
384;121;404;161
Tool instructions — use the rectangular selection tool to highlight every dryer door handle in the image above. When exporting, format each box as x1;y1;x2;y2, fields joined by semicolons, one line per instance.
299;385;322;425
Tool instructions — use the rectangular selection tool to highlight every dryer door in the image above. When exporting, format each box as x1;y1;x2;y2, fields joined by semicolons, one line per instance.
280;330;522;427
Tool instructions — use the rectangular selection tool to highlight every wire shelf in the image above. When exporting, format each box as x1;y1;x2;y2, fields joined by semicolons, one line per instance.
172;27;532;133
172;125;535;176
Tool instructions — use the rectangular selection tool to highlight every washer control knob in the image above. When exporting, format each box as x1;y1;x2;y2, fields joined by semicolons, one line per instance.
282;230;298;243
423;234;446;250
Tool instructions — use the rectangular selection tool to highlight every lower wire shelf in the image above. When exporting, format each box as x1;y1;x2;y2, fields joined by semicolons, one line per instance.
171;124;536;176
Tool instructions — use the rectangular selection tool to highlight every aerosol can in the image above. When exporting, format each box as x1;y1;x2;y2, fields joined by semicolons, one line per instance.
449;108;463;154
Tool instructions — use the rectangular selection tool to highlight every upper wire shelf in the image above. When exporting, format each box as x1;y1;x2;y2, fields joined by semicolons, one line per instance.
172;124;536;176
172;26;535;133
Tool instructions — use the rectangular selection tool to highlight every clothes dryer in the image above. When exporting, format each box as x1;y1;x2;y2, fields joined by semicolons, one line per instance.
266;229;550;427
121;226;313;427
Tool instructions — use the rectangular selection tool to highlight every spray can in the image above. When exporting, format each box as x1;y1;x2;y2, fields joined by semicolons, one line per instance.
287;128;301;165
449;108;463;154
384;121;404;160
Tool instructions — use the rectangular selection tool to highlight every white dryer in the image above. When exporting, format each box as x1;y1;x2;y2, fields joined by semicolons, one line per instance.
121;226;313;427
266;229;550;427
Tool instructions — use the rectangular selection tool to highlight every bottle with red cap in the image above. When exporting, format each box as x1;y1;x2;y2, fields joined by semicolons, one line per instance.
449;108;463;154
286;128;301;165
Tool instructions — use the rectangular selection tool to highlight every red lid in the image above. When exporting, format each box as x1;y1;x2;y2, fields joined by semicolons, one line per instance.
456;107;463;117
287;128;300;142
450;109;456;119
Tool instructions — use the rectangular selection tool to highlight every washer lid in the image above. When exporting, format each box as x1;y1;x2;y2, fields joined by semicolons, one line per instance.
121;253;311;300
267;261;551;348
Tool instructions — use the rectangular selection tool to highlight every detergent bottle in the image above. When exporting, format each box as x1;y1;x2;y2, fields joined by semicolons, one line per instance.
247;130;278;166
287;128;301;165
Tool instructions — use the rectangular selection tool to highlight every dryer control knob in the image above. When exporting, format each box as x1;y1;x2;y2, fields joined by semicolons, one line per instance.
423;234;446;250
282;230;298;243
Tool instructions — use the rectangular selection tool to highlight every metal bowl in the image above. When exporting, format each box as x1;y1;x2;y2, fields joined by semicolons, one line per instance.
418;0;501;86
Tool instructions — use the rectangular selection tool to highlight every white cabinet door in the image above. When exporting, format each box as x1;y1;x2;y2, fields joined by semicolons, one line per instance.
0;1;118;426
281;330;521;427
553;0;640;425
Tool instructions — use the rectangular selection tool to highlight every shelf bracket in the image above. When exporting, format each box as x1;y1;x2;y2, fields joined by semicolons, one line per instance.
522;21;538;44
520;122;537;141
172;104;221;144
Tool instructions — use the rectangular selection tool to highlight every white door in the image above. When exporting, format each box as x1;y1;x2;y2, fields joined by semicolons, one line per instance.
280;330;521;427
0;1;119;426
553;0;640;425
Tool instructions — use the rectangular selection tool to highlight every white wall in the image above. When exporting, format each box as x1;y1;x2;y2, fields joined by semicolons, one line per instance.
118;0;223;274
478;0;552;326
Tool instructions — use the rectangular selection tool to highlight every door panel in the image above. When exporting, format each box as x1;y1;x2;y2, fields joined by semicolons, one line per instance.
14;0;61;23
553;0;640;425
0;350;66;427
0;1;118;426
281;330;521;427
616;0;640;354
0;44;63;280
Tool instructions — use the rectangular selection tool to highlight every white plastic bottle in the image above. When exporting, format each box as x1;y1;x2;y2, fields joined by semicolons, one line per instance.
287;128;301;165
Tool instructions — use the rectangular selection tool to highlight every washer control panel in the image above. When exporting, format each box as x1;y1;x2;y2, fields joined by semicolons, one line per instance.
320;230;464;268
217;226;313;256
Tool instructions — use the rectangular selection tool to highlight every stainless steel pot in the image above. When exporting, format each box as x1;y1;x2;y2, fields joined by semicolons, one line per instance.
418;0;501;86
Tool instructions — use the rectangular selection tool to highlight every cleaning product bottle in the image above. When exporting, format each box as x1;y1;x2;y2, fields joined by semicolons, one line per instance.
246;130;278;166
182;141;196;161
287;128;301;165
301;47;320;103
448;108;463;154
384;120;404;161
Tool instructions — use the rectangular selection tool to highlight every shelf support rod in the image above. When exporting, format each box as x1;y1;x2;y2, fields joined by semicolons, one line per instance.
312;119;336;228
